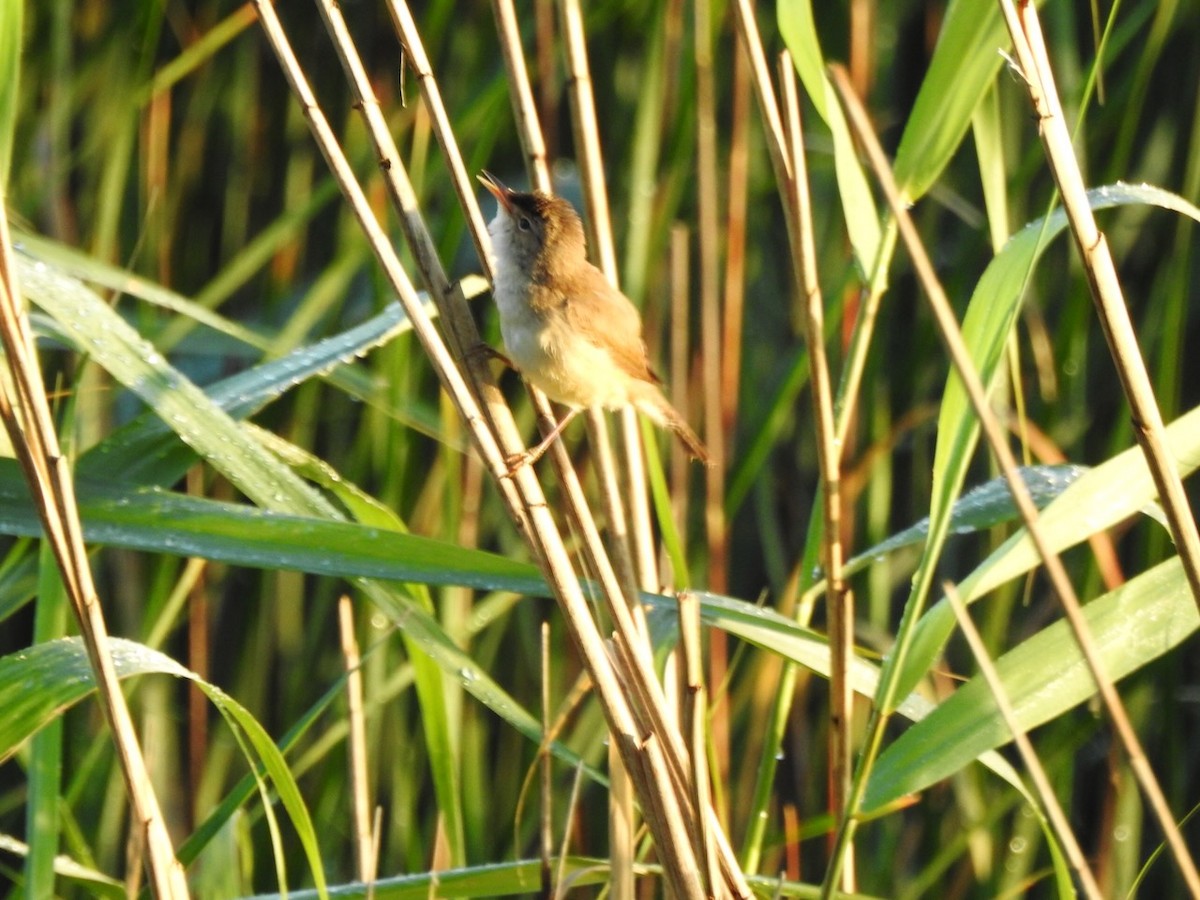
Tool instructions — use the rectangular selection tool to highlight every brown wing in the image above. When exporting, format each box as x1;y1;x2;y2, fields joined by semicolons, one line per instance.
561;264;660;384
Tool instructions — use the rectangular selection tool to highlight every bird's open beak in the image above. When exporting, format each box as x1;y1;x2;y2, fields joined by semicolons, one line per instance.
478;170;514;214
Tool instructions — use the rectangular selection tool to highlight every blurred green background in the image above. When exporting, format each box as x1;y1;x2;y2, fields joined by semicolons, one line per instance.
1;0;1198;896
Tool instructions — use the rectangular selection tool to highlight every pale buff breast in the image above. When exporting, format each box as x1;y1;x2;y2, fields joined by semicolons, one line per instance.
518;310;637;411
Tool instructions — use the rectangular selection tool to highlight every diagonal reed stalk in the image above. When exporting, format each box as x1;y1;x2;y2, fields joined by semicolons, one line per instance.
727;4;874;879
257;0;751;894
943;581;1103;900
0;217;189;896
826;64;1200;897
778;51;855;896
998;0;1200;615
491;5;750;890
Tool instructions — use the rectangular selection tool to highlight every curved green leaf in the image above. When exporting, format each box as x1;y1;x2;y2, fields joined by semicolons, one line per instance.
906;402;1200;683
0;459;545;594
777;1;881;273
841;464;1085;580
0;0;19;187
865;557;1196;812
897;185;1200;702
18;254;333;517
0;637;328;897
891;0;1016;202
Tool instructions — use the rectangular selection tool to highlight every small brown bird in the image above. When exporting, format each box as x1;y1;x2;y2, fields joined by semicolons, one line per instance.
479;171;708;466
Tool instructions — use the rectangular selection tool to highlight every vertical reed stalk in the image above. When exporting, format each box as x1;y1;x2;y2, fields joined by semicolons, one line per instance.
827;64;1200;897
999;0;1200;614
779;52;855;895
944;582;1103;900
0;213;188;896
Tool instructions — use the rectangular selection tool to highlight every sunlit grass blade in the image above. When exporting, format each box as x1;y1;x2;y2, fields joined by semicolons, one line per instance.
0;459;543;594
906;401;1200;684
72;298;425;485
0;637;329;896
24;544;68;897
889;0;1028;202
0;834;125;899
777;0;880;273
841;464;1085;580
895;184;1200;702
864;556;1196;813
0;0;19;189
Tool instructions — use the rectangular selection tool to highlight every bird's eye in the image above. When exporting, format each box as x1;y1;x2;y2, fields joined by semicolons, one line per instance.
517;216;532;232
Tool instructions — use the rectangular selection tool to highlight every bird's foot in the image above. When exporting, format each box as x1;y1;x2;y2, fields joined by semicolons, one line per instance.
503;449;534;476
467;342;513;370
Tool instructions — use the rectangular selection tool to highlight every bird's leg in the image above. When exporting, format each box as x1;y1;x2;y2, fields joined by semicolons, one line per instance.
505;408;580;474
466;341;514;370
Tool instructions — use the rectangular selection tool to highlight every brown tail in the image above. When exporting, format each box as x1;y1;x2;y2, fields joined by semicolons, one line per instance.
637;392;711;465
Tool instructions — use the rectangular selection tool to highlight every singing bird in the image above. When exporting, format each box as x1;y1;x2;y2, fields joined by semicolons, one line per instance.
479;171;708;465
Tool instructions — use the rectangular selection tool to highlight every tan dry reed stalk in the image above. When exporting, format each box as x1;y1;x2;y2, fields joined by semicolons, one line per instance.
484;6;752;895
252;4;712;896
694;0;734;809
778;52;856;895
540;621;553;897
607;735;636;900
0;216;189;896
557;0;652;623
721;40;751;443
943;582;1104;900
729;0;790;188
337;596;375;885
999;0;1200;615
384;0;495;283
669;224;692;526
290;0;754;893
493;0;552;192
695;0;727;590
679;591;721;895
829;63;1200;897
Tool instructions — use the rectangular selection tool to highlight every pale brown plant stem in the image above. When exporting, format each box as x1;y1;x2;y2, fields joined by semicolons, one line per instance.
337;597;375;885
557;0;652;625
0;216;188;896
729;0;790;187
721;40;750;442
540;622;553;898
254;5;711;895
943;582;1103;900
693;0;732;826
669;225;691;526
679;592;721;895
695;0;726;588
779;53;855;896
1000;0;1200;615
384;0;494;282
829;64;1200;897
493;0;553;191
